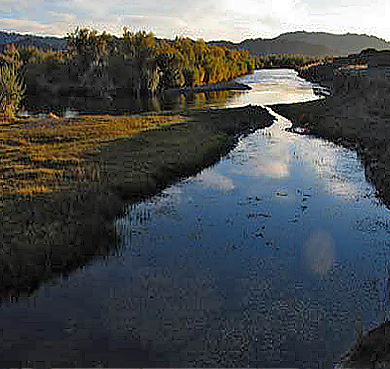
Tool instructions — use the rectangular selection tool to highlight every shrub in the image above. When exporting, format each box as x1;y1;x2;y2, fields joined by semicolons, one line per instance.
0;64;25;119
183;68;198;87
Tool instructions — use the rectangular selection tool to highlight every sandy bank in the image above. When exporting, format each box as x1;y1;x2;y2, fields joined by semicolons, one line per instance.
2;105;274;300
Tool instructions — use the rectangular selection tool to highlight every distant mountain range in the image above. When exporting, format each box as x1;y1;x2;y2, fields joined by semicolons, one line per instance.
209;31;390;56
1;30;389;56
0;31;66;50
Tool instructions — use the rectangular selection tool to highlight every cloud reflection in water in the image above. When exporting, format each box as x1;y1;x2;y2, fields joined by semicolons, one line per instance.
255;141;290;179
197;169;235;191
305;230;335;276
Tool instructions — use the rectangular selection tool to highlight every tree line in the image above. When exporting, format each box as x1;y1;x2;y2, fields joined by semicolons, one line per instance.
65;28;261;89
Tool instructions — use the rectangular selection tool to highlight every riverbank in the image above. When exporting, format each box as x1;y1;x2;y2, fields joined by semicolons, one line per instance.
271;86;390;368
335;321;390;368
297;62;334;91
2;105;274;300
164;81;251;94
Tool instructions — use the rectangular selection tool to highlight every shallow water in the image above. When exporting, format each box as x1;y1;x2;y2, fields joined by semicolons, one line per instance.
2;70;390;368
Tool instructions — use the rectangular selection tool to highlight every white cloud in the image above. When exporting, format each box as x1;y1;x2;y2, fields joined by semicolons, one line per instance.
0;18;70;36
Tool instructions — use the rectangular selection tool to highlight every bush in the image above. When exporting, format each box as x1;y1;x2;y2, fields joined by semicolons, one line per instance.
0;64;25;118
183;68;201;87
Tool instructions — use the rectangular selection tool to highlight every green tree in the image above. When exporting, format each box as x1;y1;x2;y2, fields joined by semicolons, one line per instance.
67;28;111;71
156;53;184;89
122;28;155;59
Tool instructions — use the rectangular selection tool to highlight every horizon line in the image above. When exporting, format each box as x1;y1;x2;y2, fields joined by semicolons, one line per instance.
1;28;389;44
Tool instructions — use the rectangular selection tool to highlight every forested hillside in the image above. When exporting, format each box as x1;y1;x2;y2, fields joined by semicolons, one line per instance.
0;31;66;51
277;31;390;55
210;39;335;56
210;31;390;56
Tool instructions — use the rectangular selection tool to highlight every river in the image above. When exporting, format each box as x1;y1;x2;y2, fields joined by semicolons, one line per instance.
2;69;390;368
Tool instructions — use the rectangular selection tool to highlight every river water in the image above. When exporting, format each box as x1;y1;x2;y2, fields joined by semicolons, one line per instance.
2;70;390;368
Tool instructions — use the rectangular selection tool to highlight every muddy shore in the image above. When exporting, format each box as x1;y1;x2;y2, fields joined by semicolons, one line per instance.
271;77;390;368
2;105;274;300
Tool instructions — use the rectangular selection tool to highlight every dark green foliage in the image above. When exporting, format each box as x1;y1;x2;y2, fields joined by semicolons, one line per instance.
183;68;197;87
17;45;66;65
65;29;260;89
156;53;184;88
67;28;113;73
255;54;325;69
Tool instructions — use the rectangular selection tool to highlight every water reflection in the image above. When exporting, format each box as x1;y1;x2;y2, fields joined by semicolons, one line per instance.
233;69;320;106
25;89;240;115
256;157;290;179
305;230;336;276
301;139;364;200
255;110;367;201
195;168;235;191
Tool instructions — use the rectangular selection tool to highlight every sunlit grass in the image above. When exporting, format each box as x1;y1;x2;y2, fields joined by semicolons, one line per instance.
0;113;186;199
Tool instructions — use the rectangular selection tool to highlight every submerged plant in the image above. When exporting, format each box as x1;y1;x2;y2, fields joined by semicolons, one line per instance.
0;64;25;119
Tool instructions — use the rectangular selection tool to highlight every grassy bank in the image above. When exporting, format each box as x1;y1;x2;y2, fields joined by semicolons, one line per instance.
1;105;274;300
271;94;390;368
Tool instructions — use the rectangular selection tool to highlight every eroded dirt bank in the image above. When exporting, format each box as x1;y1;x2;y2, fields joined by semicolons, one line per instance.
272;74;390;368
1;105;274;301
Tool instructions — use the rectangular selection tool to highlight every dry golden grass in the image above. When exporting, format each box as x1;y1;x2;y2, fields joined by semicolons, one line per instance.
0;113;186;198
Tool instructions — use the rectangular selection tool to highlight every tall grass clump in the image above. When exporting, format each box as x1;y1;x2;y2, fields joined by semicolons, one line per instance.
0;64;25;119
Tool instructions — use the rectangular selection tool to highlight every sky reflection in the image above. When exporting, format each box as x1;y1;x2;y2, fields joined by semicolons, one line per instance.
195;168;236;191
305;230;336;276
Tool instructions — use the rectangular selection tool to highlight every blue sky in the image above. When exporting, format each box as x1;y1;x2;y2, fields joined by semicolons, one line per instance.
1;0;389;42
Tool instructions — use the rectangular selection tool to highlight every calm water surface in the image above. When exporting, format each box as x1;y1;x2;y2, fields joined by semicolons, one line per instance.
2;70;390;368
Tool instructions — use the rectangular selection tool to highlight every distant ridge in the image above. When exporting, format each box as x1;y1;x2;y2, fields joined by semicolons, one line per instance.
0;31;66;50
1;29;390;56
210;31;390;56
